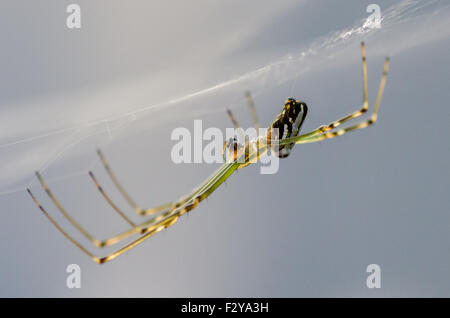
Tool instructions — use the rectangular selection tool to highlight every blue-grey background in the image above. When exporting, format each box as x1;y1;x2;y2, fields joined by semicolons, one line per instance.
0;0;449;297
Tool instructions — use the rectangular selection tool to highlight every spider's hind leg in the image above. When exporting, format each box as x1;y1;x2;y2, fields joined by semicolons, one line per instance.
95;149;174;216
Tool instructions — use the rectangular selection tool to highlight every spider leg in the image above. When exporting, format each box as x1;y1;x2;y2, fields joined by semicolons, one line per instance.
226;91;261;130
88;171;136;227
28;162;239;264
273;41;372;148
280;56;389;146
226;108;241;130
96;149;173;216
27;188;102;263
245;91;261;130
28;186;182;264
29;169;212;248
312;41;370;133
28;181;185;248
94;162;239;264
30;172;143;247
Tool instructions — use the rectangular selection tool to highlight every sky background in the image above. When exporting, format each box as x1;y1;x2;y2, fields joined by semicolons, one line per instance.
0;0;449;297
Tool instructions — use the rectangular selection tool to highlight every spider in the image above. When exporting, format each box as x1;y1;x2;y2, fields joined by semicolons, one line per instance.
28;42;389;264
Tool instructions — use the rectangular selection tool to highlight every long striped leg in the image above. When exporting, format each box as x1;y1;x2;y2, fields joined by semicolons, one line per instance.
96;149;174;216
27;188;102;262
28;162;239;263
32;171;141;247
28;187;185;264
89;170;175;221
245;91;261;130
280;56;389;146
274;41;372;147
28;165;223;248
89;171;136;228
94;162;239;264
27;182;190;248
227;91;261;130
29;172;153;247
226;109;241;130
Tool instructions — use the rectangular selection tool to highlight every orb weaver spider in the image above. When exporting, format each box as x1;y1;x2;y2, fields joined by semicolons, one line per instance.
28;42;389;264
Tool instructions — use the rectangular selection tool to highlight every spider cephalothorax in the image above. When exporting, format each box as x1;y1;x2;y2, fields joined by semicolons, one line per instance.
223;136;245;162
267;98;308;158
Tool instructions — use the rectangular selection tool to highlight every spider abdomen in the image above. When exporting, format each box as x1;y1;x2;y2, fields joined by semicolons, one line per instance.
268;98;308;158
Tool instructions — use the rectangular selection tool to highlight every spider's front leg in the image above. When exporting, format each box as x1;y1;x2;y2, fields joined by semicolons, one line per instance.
278;44;389;146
